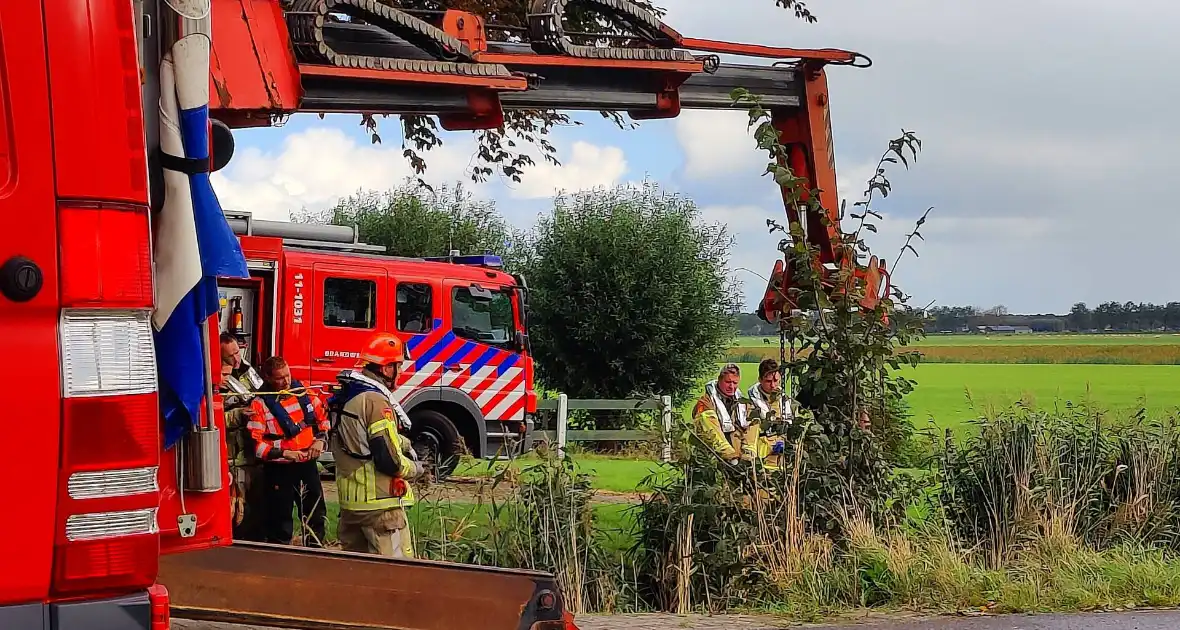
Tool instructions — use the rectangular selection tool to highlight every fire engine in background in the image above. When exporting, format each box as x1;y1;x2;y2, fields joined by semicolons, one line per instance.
218;212;536;478
0;0;878;628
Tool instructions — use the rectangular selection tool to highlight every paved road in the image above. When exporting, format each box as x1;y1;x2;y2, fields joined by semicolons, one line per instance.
174;610;1180;630
579;612;1180;630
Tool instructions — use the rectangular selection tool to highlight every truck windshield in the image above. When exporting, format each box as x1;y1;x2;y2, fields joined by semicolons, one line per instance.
452;286;515;347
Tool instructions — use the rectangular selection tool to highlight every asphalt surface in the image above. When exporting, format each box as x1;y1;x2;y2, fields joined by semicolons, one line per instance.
173;610;1180;630
798;612;1180;629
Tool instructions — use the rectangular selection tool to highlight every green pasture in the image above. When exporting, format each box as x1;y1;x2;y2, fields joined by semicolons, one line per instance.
441;362;1180;500
733;362;1180;434
454;455;664;493
734;333;1180;347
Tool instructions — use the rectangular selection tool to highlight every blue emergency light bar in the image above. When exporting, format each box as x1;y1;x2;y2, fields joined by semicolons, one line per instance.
424;254;503;268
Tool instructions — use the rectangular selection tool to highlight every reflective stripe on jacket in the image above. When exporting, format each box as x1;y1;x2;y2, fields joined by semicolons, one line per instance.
330;371;420;512
692;387;760;461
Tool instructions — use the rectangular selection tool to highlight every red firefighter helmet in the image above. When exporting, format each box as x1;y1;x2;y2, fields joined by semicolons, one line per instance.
357;332;411;367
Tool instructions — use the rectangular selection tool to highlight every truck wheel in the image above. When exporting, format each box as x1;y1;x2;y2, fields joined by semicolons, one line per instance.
409;409;462;480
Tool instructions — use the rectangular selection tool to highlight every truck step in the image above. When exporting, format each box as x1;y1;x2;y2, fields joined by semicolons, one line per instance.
161;541;566;630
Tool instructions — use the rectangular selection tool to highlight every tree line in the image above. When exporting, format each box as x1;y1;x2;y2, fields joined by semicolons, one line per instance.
296;180;740;402
918;303;1180;334
735;302;1180;337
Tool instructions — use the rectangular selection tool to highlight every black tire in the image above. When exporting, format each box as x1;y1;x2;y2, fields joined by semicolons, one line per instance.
409;408;463;480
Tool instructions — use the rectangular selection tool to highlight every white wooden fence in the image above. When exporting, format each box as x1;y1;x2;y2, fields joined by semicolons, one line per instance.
535;394;673;462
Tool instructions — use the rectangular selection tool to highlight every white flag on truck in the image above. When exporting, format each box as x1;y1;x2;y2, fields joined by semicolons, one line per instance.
153;8;249;448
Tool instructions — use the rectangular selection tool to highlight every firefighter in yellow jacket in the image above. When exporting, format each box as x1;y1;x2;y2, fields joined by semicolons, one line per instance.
692;363;785;469
326;332;423;557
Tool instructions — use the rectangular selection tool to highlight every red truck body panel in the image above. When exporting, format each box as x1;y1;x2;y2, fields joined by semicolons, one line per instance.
0;0;61;607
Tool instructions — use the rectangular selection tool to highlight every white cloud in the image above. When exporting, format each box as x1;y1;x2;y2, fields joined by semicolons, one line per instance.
505;141;627;199
699;203;779;235
835;160;879;209
674;110;764;180
654;0;1180;312
212;125;629;222
211;127;478;221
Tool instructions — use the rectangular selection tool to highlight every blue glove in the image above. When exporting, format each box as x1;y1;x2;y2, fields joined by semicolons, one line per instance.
771;441;785;455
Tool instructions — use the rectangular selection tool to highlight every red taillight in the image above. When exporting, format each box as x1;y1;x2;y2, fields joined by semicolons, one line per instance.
52;394;161;596
564;610;579;630
58;205;152;307
148;584;171;630
63;395;157;473
54;312;159;596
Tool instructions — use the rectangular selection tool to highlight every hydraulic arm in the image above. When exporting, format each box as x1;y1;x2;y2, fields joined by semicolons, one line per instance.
206;0;887;326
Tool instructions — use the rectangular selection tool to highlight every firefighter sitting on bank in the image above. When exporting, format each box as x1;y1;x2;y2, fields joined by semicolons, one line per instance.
692;363;785;469
746;358;792;464
327;332;423;558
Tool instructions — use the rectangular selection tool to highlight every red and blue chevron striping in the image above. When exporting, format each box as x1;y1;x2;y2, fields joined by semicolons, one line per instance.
397;318;528;421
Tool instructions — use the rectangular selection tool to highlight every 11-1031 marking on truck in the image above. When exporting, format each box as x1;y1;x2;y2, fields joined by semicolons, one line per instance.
293;272;305;324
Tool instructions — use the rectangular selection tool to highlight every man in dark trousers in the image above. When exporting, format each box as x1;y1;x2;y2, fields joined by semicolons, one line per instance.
245;356;330;547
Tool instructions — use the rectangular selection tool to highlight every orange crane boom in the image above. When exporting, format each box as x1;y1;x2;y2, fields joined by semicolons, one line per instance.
192;0;887;323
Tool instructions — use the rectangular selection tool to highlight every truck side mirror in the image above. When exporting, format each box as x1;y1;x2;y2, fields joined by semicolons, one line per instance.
514;330;531;354
211;118;234;172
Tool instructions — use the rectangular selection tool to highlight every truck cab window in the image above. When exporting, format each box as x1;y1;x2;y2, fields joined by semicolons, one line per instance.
396;283;433;333
451;286;514;346
323;278;377;329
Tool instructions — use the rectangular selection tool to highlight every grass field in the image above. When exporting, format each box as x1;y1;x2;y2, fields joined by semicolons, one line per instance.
444;361;1180;497
732;362;1180;433
728;334;1180;365
735;333;1180;347
455;455;664;493
382;335;1180;523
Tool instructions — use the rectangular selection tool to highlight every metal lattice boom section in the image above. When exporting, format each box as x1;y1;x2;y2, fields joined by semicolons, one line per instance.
302;21;801;114
286;0;514;77
527;0;693;61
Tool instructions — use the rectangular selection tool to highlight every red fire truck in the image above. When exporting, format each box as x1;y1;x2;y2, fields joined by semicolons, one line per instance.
1;0;871;628
218;212;536;477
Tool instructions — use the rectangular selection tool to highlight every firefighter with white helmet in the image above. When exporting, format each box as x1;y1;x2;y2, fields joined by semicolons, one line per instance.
326;332;423;557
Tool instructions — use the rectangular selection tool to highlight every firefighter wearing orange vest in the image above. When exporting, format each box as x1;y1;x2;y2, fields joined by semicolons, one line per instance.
327;333;423;558
246;356;331;547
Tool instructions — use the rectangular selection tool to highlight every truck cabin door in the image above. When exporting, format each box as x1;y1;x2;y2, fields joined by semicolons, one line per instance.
392;275;438;351
310;264;388;386
445;280;527;423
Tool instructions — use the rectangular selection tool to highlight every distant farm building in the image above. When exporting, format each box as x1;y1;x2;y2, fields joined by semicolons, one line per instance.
976;325;1033;335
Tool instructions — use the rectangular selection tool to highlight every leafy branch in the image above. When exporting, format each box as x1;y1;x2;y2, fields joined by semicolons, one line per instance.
352;0;819;183
729;82;933;522
848;131;922;249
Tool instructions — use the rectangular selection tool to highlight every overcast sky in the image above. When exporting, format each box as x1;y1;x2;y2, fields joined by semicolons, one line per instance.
211;0;1180;314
